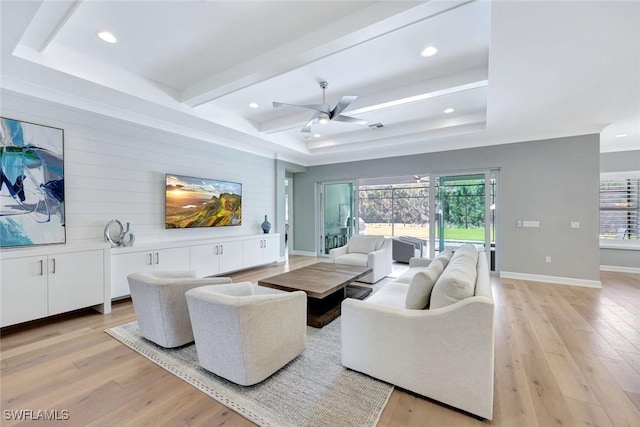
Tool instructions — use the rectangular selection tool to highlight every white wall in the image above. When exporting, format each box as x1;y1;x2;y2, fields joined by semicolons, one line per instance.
1;90;276;247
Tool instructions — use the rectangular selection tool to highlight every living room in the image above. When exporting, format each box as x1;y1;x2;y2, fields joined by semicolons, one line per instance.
1;1;639;426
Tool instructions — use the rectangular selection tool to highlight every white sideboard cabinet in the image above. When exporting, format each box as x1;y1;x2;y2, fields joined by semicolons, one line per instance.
190;240;244;277
243;235;279;268
111;234;279;299
1;245;108;327
111;246;190;299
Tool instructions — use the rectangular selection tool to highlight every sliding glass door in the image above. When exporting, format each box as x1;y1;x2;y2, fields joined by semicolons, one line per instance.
318;181;357;256
431;172;495;269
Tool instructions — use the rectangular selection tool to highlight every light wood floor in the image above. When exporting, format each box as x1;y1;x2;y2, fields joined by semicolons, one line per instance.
2;256;640;426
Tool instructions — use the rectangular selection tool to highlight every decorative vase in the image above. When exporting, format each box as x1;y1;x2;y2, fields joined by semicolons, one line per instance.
261;215;271;234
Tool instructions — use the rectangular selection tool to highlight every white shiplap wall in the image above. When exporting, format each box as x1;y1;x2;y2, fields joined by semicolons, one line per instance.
1;90;276;246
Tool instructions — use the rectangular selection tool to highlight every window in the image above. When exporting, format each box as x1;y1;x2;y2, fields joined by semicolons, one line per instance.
358;183;429;238
599;177;639;239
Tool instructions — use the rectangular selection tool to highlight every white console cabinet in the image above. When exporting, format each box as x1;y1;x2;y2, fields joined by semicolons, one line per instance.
244;235;279;268
111;246;190;299
111;234;278;299
1;246;107;327
190;240;244;277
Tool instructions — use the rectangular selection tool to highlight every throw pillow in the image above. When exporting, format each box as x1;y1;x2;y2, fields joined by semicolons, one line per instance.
430;245;478;309
405;259;445;309
434;249;453;268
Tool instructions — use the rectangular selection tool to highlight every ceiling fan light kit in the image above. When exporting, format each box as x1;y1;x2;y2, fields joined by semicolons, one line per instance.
273;81;367;133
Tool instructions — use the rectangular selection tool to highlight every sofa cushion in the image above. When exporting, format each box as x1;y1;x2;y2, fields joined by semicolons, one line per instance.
434;250;454;268
366;283;410;308
429;244;478;309
396;266;429;284
348;235;383;254
333;252;368;267
405;259;445;309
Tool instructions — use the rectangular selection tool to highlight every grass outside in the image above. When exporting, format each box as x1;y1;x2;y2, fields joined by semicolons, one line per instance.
364;223;485;241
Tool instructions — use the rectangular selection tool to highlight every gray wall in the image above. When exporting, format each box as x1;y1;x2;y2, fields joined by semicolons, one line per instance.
293;134;601;281
599;149;640;270
275;160;306;257
600;248;639;269
600;150;640;173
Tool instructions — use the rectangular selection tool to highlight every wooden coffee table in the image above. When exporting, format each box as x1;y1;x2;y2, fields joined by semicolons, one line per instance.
258;262;373;328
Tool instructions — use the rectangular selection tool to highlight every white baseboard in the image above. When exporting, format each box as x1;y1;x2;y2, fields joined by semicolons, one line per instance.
500;271;602;289
600;265;640;274
289;250;317;257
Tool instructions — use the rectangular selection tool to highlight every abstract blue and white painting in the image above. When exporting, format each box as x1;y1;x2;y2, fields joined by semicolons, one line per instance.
0;117;65;247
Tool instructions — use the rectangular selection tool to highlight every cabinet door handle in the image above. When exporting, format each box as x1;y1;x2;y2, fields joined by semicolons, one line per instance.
214;245;218;255
220;245;223;255
264;239;267;247
148;253;153;266
155;252;160;265
39;259;44;276
51;258;56;274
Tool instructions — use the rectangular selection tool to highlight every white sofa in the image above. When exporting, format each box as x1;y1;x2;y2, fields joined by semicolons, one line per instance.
329;235;392;283
185;282;307;386
341;245;495;420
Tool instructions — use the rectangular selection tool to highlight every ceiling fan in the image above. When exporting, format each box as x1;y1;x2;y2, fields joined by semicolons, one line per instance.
272;81;367;133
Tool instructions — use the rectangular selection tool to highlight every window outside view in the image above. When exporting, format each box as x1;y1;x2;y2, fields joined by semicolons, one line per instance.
599;177;639;240
358;178;495;245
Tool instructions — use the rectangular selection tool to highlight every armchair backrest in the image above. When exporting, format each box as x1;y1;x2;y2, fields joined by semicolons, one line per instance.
151;270;196;279
347;235;384;254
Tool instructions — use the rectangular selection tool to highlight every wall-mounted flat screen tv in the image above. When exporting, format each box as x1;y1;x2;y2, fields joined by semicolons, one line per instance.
165;174;242;229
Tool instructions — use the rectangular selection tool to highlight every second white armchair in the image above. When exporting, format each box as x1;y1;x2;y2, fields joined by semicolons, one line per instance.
329;235;392;283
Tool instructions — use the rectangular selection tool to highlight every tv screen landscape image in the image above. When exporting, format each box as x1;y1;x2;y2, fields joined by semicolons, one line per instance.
165;174;242;229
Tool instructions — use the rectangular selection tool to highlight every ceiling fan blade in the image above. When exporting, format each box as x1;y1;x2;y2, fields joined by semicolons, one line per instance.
301;110;321;133
330;96;357;117
333;115;368;126
273;102;327;112
301;120;313;133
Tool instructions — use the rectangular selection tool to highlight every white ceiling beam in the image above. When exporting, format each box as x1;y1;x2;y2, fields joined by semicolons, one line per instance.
259;68;488;134
180;0;473;107
307;110;487;150
18;0;81;52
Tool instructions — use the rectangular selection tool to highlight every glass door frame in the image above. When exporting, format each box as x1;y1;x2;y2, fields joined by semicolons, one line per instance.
428;169;497;271
316;180;359;257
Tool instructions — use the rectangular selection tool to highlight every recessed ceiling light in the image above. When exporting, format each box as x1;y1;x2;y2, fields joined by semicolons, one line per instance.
313;133;321;138
615;133;628;138
97;31;117;44
248;102;259;109
420;46;438;57
444;108;454;114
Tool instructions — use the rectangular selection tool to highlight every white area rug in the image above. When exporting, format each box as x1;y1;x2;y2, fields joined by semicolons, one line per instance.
106;319;393;427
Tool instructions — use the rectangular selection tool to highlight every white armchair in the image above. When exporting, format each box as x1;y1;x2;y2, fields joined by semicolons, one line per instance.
127;271;232;348
329;235;392;283
186;282;307;386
